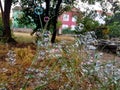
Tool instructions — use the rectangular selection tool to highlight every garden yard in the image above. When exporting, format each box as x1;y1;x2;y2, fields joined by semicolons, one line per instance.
0;0;120;89
0;32;120;90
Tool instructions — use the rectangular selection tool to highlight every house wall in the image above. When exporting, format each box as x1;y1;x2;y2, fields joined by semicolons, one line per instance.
58;11;77;34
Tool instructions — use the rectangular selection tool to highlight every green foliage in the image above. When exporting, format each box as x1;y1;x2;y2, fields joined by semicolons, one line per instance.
75;17;100;34
106;12;120;25
106;12;120;38
63;5;72;12
18;0;76;31
56;20;62;28
62;28;74;34
95;25;109;39
82;17;99;31
15;12;36;28
108;22;120;38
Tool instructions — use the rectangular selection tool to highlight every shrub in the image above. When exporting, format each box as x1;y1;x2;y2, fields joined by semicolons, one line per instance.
62;28;74;34
95;25;110;39
108;22;120;38
106;12;120;38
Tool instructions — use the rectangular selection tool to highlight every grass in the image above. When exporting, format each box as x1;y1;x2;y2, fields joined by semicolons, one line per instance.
0;32;120;90
13;32;75;44
13;32;35;43
56;35;75;42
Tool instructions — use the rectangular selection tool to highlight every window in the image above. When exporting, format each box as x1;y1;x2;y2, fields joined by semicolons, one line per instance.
72;16;77;22
62;24;68;29
63;14;69;21
71;25;76;30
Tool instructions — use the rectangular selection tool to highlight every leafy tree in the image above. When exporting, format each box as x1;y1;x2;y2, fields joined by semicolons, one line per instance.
0;0;119;43
108;22;120;37
20;0;105;43
75;0;120;39
18;0;120;43
106;12;120;38
106;12;120;25
18;0;75;43
95;25;109;39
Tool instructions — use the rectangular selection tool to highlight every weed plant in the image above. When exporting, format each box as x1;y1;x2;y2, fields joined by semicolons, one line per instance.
21;34;120;90
0;34;120;90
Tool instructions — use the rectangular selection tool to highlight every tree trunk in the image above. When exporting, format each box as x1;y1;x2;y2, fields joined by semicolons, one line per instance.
3;0;12;38
1;0;16;43
51;0;62;43
51;16;57;43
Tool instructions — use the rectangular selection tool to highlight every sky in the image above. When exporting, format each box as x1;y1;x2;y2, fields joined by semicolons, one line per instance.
74;0;116;24
74;0;113;12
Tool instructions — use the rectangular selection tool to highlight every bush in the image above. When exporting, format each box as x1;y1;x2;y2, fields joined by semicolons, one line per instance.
108;22;120;38
106;12;120;38
95;25;110;39
62;28;74;34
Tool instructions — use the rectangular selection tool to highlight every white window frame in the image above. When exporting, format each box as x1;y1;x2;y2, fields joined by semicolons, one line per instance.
72;16;77;22
62;24;68;29
71;25;76;30
63;14;69;21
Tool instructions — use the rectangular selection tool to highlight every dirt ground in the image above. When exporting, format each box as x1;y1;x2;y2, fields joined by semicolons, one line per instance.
2;32;120;62
101;52;120;61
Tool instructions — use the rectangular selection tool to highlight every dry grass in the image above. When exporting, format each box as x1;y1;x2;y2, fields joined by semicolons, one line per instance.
56;35;75;41
0;32;119;89
0;45;36;89
13;32;35;43
13;32;32;36
13;32;75;43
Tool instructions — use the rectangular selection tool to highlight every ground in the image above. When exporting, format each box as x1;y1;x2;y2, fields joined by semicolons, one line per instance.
102;52;120;61
1;32;119;61
0;32;119;89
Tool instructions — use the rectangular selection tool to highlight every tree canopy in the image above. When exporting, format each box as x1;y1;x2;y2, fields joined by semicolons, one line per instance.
17;0;76;43
0;0;120;43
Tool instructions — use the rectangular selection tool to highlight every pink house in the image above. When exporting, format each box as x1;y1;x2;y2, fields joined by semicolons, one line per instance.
58;8;113;34
58;8;78;34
